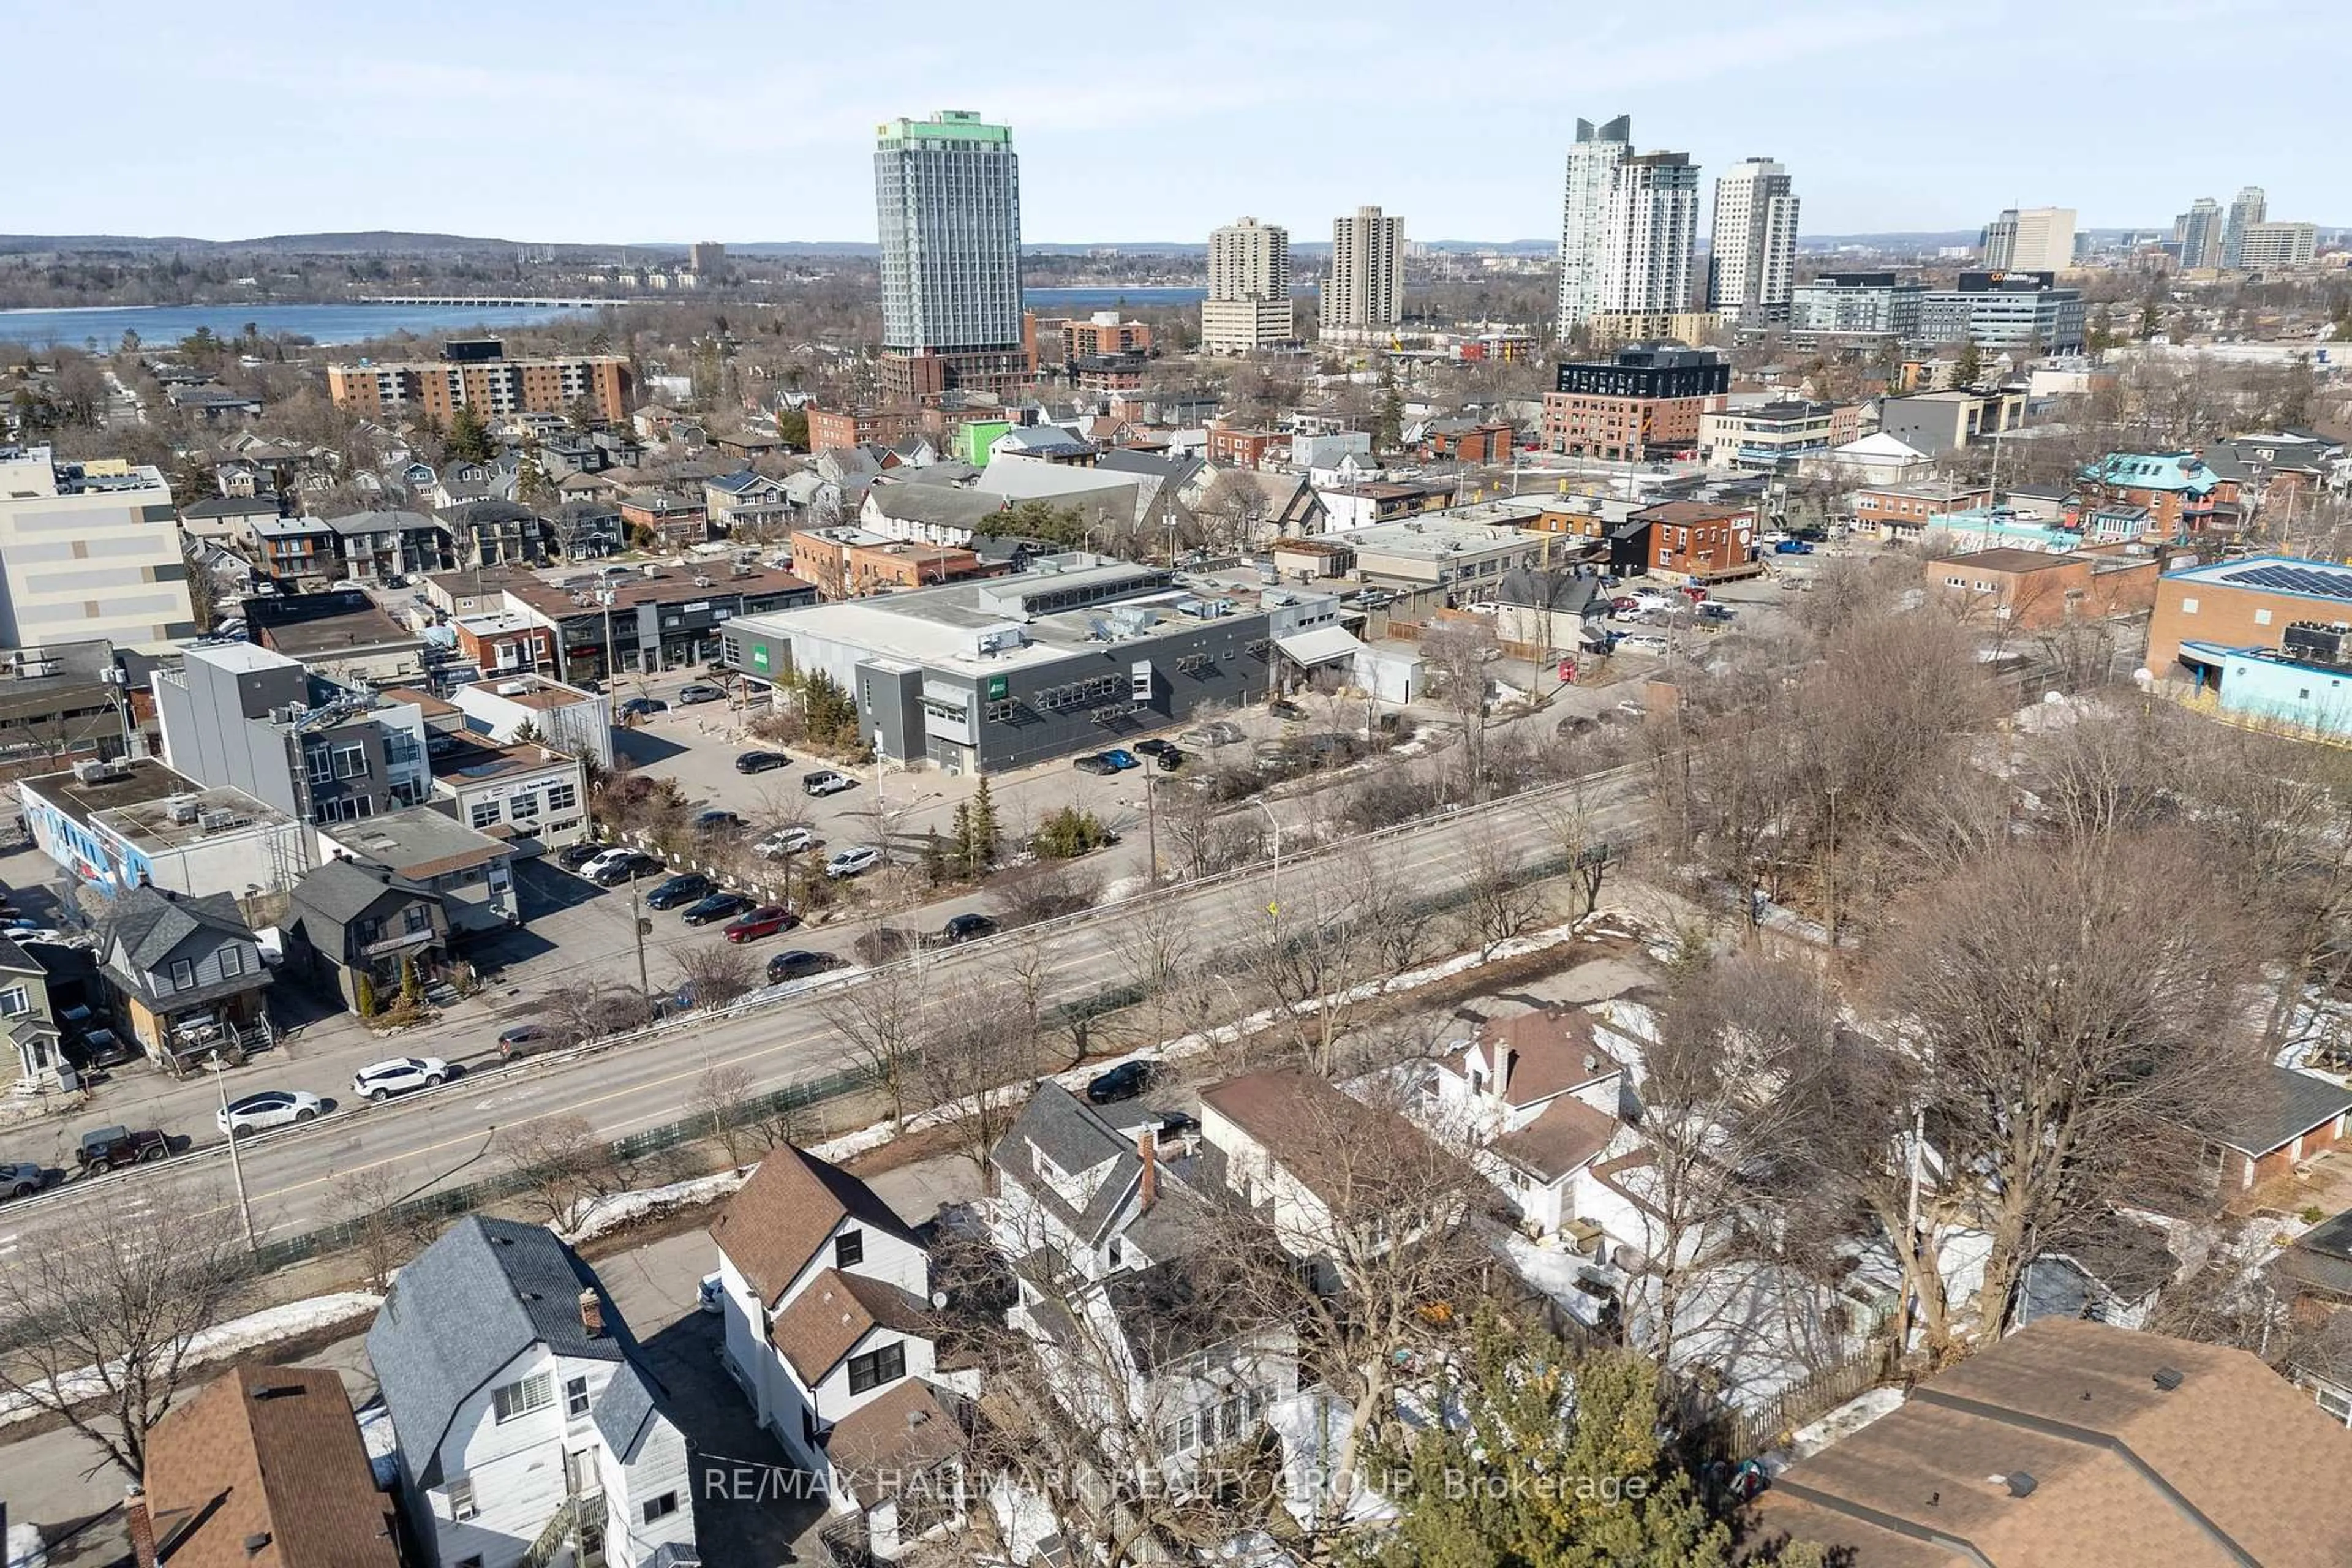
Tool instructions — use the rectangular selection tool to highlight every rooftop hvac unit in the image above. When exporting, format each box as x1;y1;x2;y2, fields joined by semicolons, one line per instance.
165;796;202;826
694;575;713;588
71;758;125;785
2284;620;2348;666
497;680;529;696
198;809;247;834
17;657;61;679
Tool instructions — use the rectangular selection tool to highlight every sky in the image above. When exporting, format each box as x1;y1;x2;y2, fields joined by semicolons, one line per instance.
15;0;2348;246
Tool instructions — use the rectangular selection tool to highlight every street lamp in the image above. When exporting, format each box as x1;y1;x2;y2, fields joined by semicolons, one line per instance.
207;1050;257;1255
1253;798;1283;918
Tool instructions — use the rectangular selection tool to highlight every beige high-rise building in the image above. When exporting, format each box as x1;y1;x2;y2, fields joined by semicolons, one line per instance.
1202;217;1295;352
1708;158;1799;320
2237;221;2318;270
0;446;194;651
1320;206;1404;332
1983;206;2076;273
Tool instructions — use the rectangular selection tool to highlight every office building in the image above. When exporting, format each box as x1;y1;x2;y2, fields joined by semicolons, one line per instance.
718;556;1342;774
0;445;195;652
1697;399;1858;475
1202;217;1295;352
1557;114;1632;333
2223;187;2267;268
1981;206;2076;273
875;110;1027;400
1789;271;1926;337
1918;271;2086;353
1321;206;1404;331
1599;153;1701;316
2177;197;2223;270
1541;343;1728;462
1708;158;1799;320
2239;221;2320;270
325;340;631;424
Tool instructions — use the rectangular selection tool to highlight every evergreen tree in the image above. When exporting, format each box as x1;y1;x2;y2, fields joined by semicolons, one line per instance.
950;802;975;880
447;405;495;463
1951;339;1983;389
1355;1314;1733;1568
1373;365;1406;453
920;827;949;887
968;777;1001;873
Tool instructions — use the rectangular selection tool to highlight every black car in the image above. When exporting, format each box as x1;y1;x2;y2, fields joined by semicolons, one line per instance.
692;809;745;837
1133;737;1177;759
681;891;756;925
646;873;715;910
1071;753;1117;777
1267;698;1306;720
1153;747;1185;772
618;696;669;720
767;949;843;984
591;851;664;886
1086;1061;1159;1105
940;912;999;945
734;750;791;774
554;840;608;872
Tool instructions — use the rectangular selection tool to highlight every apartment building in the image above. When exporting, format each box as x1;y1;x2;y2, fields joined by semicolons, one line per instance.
326;338;631;423
1634;499;1758;583
1598;153;1701;316
1557;114;1632;333
1707;158;1799;320
2239;221;2320;270
1321;206;1405;331
1202;217;1296;352
2222;186;2267;268
1542;343;1729;462
1789;271;1925;337
876;110;1029;399
0;445;195;650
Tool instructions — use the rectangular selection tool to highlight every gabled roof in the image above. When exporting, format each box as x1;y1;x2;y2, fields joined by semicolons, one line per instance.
366;1216;644;1487
1199;1068;1439;1210
2195;1065;2352;1158
710;1145;919;1307
768;1267;934;1384
1491;1095;1621;1184
105;885;254;973
864;484;1006;529
988;1082;1143;1246
288;858;436;930
1464;1008;1621;1109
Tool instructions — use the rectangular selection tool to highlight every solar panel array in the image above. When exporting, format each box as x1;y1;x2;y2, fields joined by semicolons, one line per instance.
2226;563;2352;601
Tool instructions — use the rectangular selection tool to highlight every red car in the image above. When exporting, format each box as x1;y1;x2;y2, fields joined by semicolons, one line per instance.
723;905;796;943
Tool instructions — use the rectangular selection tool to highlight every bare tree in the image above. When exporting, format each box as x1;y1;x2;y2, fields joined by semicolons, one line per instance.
818;960;926;1131
671;941;758;1012
1418;619;1501;801
328;1164;438;1292
497;1114;627;1231
0;1196;247;1481
694;1058;759;1166
1448;837;1549;960
911;976;1042;1194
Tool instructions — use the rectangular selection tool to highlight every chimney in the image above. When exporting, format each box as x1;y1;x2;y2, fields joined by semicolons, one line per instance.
127;1483;157;1568
578;1287;603;1338
1137;1128;1158;1212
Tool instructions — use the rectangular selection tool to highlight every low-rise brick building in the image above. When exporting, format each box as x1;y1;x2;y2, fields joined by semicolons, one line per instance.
1926;548;2158;630
1633;499;1759;583
2147;555;2352;680
1542;344;1728;462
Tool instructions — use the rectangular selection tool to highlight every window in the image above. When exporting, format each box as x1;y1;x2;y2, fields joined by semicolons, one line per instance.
170;958;195;990
404;904;433;935
332;743;369;780
470;799;502;829
565;1374;591;1419
546;782;578;813
2255;608;2274;626
218;945;243;979
847;1341;905;1395
642;1491;680;1524
0;986;25;1017
448;1477;479;1521
492;1371;553;1423
835;1229;865;1268
509;792;542;820
306;745;334;784
2180;597;2199;614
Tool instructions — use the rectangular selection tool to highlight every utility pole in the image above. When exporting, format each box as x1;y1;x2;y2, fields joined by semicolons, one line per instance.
1144;774;1158;886
1824;784;1841;948
631;882;650;1005
208;1051;257;1256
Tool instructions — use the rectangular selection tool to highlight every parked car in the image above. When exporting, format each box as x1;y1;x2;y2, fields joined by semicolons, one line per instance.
77;1125;169;1172
646;873;715;910
940;912;998;945
1;1161;50;1200
1086;1061;1159;1105
823;845;884;878
1697;601;1736;622
1267;699;1306;720
755;826;818;858
217;1090;324;1137
555;840;609;872
1153;747;1186;772
590;851;665;887
580;845;640;880
617;696;669;719
766;949;843;984
1181;719;1244;748
1556;714;1600;736
497;1023;560;1061
1773;538;1814;555
677;682;728;705
725;905;796;943
681;891;756;925
1100;748;1140;771
734;750;791;774
351;1056;450;1102
692;809;745;837
1071;754;1118;777
802;769;856;797
1133;737;1178;760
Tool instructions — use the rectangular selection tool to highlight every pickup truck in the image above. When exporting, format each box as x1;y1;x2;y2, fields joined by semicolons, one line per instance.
1773;539;1815;556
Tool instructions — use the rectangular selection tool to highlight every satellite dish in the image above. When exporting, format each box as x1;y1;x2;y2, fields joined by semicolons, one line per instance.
930;1291;948;1310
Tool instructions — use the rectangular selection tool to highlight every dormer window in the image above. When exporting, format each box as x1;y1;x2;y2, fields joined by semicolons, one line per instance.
835;1229;864;1268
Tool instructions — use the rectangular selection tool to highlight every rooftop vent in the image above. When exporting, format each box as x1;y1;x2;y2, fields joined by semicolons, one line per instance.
2003;1472;2037;1499
164;796;201;826
2152;1366;2184;1392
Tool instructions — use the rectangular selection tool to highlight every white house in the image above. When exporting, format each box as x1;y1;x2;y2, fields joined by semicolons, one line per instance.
708;1147;973;1562
366;1216;698;1568
448;673;615;771
1422;1008;1638;1239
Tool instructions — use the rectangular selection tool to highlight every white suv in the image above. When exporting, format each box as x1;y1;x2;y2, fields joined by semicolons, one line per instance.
352;1056;450;1102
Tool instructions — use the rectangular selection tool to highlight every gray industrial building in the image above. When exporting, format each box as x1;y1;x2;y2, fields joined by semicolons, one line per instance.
720;556;1340;774
1917;271;2086;353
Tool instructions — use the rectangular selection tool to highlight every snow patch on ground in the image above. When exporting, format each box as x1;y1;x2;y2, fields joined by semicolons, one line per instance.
1496;1229;1616;1331
559;1166;750;1243
0;1291;382;1431
1266;1390;1389;1529
7;1521;47;1568
356;1398;400;1488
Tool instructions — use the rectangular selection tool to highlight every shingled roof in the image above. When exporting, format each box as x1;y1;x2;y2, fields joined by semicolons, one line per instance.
710;1146;919;1308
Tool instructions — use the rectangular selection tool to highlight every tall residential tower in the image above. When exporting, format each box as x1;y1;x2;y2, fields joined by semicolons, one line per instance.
1320;206;1404;331
1599;153;1702;317
2222;186;2267;269
1708;158;1799;321
1202;218;1295;352
1981;206;2075;273
1556;115;1631;334
874;110;1027;401
2176;198;2223;270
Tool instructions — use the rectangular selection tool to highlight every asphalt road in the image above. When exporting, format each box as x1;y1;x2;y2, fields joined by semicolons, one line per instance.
0;761;1649;1267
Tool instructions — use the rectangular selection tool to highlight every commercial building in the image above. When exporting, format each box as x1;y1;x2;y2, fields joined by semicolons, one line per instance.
1707;158;1798;320
1851;478;1993;536
429;731;590;850
2176;197;2224;269
1632;499;1758;583
1926;548;2158;630
2147;556;2352;677
1696;399;1857;475
1788;271;1924;337
1980;206;2076;273
1917;271;2086;353
1876;386;2028;458
718;556;1330;774
422;563;816;682
448;672;614;770
1321;206;1405;331
325;339;631;424
2239;221;2320;270
1202;217;1296;352
1599;153;1700;317
1542;343;1729;462
0;445;195;651
18;757;307;905
1322;511;1548;596
875;110;1028;400
1556;114;1632;333
2223;186;2267;268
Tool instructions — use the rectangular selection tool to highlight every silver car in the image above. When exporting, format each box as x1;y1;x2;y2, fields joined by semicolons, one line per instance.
218;1089;325;1137
0;1161;47;1201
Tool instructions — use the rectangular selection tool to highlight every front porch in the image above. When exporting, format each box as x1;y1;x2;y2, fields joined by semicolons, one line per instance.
121;984;276;1075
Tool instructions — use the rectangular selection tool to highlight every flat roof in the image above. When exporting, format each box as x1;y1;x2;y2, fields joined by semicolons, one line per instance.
430;733;576;784
1945;547;2082;573
322;805;507;880
184;639;296;676
2161;555;2352;605
456;674;595;712
20;758;284;837
1323;516;1543;561
259;608;423;660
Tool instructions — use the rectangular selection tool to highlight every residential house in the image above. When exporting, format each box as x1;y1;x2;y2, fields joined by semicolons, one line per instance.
448;674;614;771
618;488;710;549
1422;1008;1636;1240
284;857;450;1012
439;499;548;569
317;807;518;936
243;514;339;590
1;935;63;1090
549;498;625;559
1852;478;1994;541
1751;1317;2352;1567
368;1216;698;1568
177;494;282;545
859;484;1009;549
1419;418;1516;464
709;1147;974;1561
1209;469;1329;541
451;612;556;680
1806;430;1931;489
2192;1065;2352;1197
1205;423;1286;471
325;509;450;582
2078;451;2236;538
135;1366;401;1568
703;470;796;536
96;884;273;1071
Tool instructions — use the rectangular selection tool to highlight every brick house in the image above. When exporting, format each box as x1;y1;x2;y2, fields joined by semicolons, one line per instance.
1852;480;1993;539
1421;419;1516;464
1631;499;1760;583
1205;423;1286;470
2194;1066;2352;1197
2076;452;2236;538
